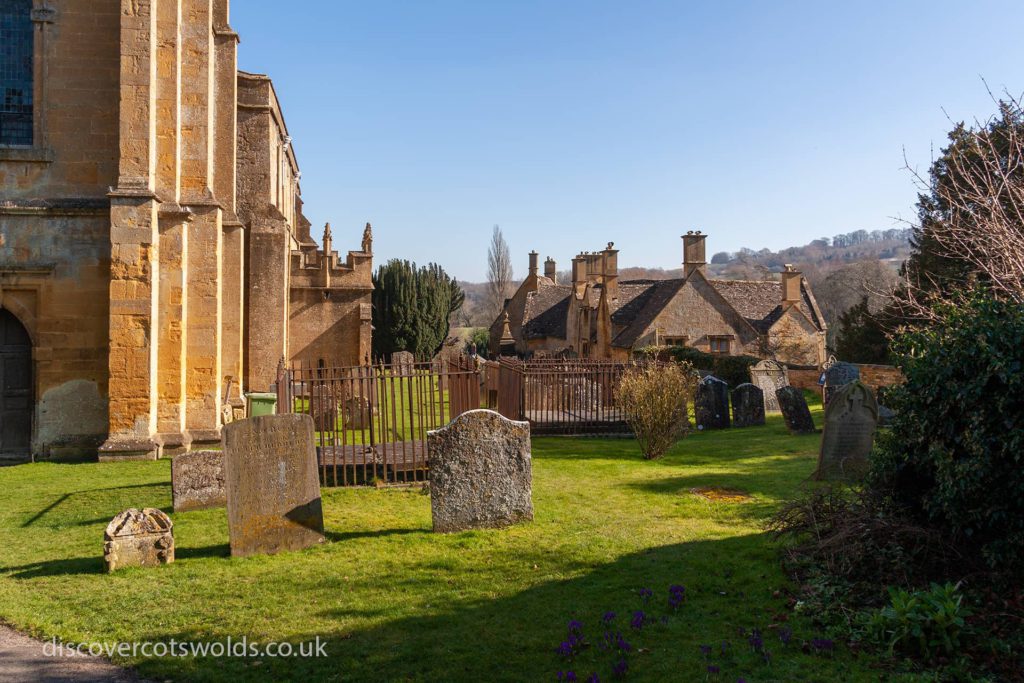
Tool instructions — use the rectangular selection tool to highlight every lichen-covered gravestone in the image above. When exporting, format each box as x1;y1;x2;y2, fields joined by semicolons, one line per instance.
171;450;226;512
222;414;325;557
695;376;730;430
427;409;533;533
731;383;766;427
750;359;788;412
823;361;860;405
103;508;174;572
391;351;415;375
815;381;878;480
776;386;816;434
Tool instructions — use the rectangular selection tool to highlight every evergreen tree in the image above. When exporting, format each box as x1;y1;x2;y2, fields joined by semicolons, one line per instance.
372;260;464;361
835;296;891;364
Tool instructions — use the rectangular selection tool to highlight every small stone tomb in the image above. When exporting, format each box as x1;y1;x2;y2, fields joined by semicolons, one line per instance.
103;508;174;572
222;414;325;557
776;386;816;434
428;409;533;533
391;351;415;375
731;383;766;427
823;361;860;405
171;450;226;512
695;376;730;430
750;359;789;412
815;381;879;480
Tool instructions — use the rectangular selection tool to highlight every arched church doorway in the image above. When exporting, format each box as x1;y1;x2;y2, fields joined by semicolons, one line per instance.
0;308;32;458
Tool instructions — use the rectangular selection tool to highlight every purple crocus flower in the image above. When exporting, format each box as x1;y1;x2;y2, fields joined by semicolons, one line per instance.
556;641;574;658
630;610;646;630
602;611;617;624
568;620;584;635
668;584;686;609
557;672;578;682
699;644;712;658
638;587;653;603
720;640;730;656
587;674;600;683
707;664;720;674
612;658;629;679
778;627;792;646
747;629;764;652
615;633;632;652
811;638;835;655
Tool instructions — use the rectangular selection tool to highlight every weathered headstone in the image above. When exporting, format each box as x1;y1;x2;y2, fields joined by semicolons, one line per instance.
815;381;878;480
428;409;533;533
342;395;372;430
695;376;730;430
750;359;789;412
822;361;860;405
222;414;325;557
103;508;174;572
776;386;816;434
391;351;415;375
309;385;339;432
731;383;766;427
171;450;226;512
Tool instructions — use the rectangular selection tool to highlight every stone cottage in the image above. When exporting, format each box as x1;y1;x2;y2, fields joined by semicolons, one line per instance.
0;1;370;461
490;232;826;366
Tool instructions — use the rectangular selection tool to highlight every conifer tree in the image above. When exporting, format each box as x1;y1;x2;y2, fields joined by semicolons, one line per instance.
372;260;464;360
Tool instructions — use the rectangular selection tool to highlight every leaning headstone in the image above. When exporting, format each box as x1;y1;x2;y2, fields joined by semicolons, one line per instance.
391;351;415;375
171;450;226;512
428;409;533;533
750;359;789;412
731;383;766;427
695;376;730;430
103;508;174;572
822;361;860;405
222;414;325;557
815;381;878;480
776;386;816;434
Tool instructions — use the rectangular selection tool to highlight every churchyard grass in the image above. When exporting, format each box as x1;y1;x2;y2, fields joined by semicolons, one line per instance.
0;393;926;681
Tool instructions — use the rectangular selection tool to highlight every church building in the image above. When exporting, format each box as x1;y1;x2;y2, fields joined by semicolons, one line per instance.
0;1;371;461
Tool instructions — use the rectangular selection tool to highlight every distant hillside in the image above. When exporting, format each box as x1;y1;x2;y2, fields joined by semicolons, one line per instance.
456;228;913;329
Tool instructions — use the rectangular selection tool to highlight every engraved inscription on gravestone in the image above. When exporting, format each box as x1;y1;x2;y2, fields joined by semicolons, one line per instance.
815;380;878;480
222;414;325;557
171;450;226;512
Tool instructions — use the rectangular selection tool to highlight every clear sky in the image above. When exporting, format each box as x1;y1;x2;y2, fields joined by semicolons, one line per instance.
232;1;1024;282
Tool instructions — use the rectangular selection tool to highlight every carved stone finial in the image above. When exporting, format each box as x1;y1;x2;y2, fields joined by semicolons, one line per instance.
323;222;332;242
362;222;373;253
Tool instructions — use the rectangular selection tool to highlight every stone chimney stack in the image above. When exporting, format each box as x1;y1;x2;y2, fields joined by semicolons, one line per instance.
544;257;557;283
528;250;539;277
781;264;802;305
571;255;588;296
602;241;619;300
682;230;707;277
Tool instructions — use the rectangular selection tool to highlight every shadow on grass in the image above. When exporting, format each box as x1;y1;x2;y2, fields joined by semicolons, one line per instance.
323;528;426;543
21;483;170;528
127;534;847;683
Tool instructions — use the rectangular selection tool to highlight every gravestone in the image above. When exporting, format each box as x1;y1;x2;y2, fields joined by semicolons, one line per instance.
695;376;730;430
731;383;766;427
342;396;372;430
428;409;533;533
822;361;860;405
815;381;878;480
171;450;226;512
776;386;816;434
391;351;415;375
309;385;339;432
749;359;789;412
222;414;325;557
103;508;174;572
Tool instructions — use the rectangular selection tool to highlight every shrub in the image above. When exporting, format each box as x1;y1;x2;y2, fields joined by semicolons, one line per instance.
870;295;1024;571
636;346;759;387
617;363;698;459
863;583;972;661
467;328;489;355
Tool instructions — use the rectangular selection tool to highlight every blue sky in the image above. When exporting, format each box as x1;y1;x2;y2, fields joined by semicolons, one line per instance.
232;1;1024;281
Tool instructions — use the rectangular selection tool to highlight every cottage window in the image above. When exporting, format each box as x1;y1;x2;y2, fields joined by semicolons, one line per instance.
0;0;33;146
663;336;687;347
709;337;731;355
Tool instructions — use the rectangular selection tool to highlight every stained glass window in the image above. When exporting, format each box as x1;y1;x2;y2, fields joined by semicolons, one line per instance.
0;0;33;146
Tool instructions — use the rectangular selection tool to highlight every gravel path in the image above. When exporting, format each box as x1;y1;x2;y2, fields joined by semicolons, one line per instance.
0;625;147;682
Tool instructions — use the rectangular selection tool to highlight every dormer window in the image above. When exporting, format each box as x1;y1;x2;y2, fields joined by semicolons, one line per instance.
709;336;731;355
0;0;33;147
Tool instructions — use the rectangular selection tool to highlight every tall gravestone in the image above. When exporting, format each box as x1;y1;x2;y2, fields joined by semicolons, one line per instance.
776;386;816;434
695;376;730;430
391;351;415;375
222;414;325;557
103;508;174;572
750;359;788;412
822;361;860;405
731;383;766;427
428;410;533;533
171;450;226;512
815;381;879;480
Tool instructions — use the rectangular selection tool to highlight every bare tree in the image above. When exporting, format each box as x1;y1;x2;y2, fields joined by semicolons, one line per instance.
486;224;514;319
897;92;1024;320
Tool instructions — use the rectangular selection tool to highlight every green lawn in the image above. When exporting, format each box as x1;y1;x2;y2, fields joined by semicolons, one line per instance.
0;402;919;682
